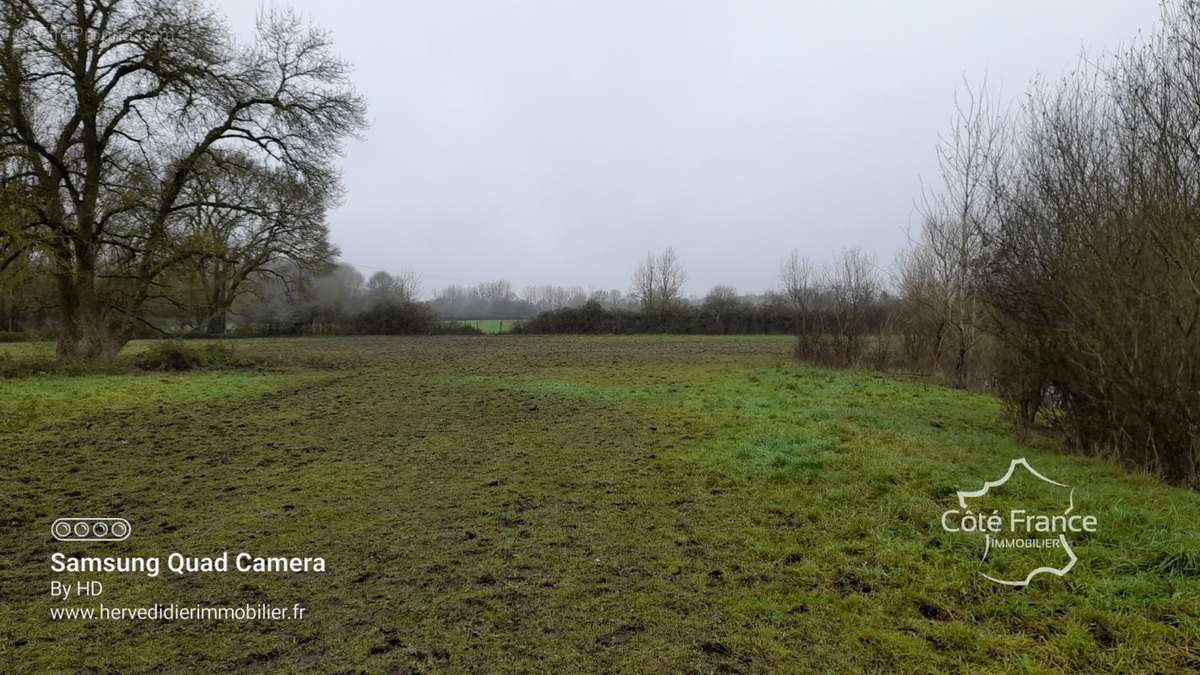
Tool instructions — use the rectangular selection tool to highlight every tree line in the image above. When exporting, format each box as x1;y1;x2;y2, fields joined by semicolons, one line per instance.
518;246;894;340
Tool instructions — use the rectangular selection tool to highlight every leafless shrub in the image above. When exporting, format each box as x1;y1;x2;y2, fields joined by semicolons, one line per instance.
971;1;1200;484
899;78;1004;387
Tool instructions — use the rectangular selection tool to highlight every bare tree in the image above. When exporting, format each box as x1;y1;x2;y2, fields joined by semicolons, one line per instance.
655;247;686;309
392;269;421;303
632;247;686;313
631;252;658;311
903;77;1005;385
826;247;879;364
780;250;813;310
780;249;817;337
896;242;944;369
0;0;366;358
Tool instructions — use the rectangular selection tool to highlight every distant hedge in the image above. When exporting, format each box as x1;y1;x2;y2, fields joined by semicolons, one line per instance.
514;300;798;335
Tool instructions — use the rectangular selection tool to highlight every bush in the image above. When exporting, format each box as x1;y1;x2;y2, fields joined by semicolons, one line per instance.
134;341;239;371
353;300;438;335
958;2;1200;484
516;301;625;334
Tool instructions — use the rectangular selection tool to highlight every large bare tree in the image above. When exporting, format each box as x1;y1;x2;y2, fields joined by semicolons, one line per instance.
0;0;366;358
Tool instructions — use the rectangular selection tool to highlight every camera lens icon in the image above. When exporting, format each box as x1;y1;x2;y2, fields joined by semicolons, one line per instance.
51;518;132;542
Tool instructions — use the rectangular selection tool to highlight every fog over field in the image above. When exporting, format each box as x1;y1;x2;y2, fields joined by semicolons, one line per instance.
212;0;1158;295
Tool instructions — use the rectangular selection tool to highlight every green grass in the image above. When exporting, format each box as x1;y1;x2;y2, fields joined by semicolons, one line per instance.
0;335;1196;672
453;318;523;333
0;370;326;433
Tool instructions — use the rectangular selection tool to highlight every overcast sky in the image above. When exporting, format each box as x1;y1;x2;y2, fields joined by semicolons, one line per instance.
214;0;1159;297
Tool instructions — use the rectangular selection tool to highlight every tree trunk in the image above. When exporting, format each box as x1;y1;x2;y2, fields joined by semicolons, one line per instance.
206;307;227;336
53;264;82;358
53;243;126;360
205;270;228;336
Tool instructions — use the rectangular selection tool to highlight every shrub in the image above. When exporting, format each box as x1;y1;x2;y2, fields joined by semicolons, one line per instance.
517;301;624;334
353;300;438;335
134;341;239;371
960;3;1200;484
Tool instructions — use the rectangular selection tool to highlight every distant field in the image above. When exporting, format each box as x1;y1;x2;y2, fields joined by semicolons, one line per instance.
1;336;1197;672
452;318;524;333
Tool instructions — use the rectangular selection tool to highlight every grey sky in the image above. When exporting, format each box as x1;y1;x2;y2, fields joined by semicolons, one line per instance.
214;1;1159;297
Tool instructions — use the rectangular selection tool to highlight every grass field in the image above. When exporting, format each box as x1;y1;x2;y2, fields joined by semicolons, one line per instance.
453;319;524;334
1;335;1197;672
